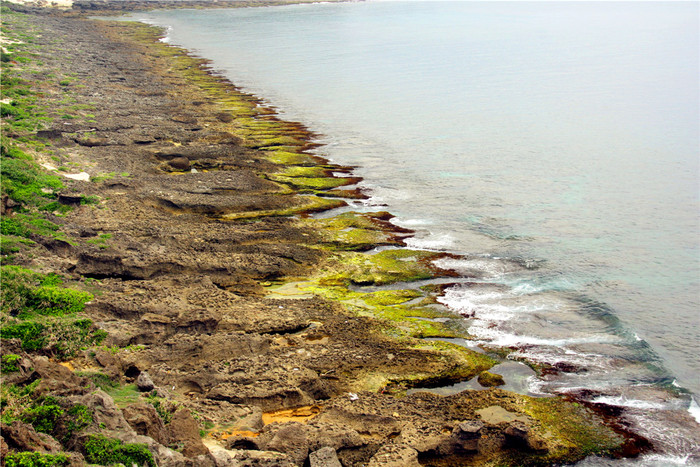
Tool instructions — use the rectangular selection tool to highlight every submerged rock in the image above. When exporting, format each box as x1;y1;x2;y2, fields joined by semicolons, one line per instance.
477;371;505;387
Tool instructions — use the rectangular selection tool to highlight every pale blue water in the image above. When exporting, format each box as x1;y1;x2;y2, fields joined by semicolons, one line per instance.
129;2;700;461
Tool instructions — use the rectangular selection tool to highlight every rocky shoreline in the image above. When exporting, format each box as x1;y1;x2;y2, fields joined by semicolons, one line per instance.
1;4;638;466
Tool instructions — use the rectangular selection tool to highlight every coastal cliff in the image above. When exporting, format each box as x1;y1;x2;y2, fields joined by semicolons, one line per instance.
0;4;633;466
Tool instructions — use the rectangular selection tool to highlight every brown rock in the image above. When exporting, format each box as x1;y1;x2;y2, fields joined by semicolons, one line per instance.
1;195;19;215
265;423;309;466
168;156;190;171
309;446;342;467
171;115;198;124
229;449;296;466
477;371;505;387
367;443;421;467
93;350;122;377
75;390;136;434
76;136;109;147
167;409;210;458
230;406;264;433
451;420;484;452
1;421;63;453
306;422;364;452
214;112;233;123
122;403;168;445
133;135;156;144
136;371;156;392
58;193;85;206
36;129;63;139
504;420;547;452
32;357;86;395
396;421;449;454
1;435;9;460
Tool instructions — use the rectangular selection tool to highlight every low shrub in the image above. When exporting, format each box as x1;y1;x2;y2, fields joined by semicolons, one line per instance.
84;435;154;467
5;451;69;467
0;321;46;351
1;266;92;317
21;404;64;434
1;354;22;372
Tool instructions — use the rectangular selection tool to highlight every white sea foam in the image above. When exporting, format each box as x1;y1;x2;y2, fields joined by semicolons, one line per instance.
437;285;554;318
636;454;697;466
689;397;700;425
404;233;455;250
576;453;698;466
476;332;615;348
592;395;668;410
432;257;508;278
391;217;433;227
511;282;546;294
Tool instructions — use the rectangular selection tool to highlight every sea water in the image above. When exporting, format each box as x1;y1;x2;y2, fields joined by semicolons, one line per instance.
129;1;700;462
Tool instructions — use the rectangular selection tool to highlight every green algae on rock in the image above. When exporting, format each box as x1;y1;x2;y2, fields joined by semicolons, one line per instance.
477;370;506;387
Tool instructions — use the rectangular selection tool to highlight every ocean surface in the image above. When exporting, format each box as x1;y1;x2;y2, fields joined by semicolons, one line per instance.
129;2;700;463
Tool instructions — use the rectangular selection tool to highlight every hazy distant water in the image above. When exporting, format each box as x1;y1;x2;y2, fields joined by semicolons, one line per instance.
131;2;700;460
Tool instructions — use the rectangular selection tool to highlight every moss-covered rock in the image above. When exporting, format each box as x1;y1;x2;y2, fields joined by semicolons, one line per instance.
477;370;505;387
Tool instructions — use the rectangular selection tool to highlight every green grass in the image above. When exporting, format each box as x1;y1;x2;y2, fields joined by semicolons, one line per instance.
105;384;142;408
0;266;105;358
1;144;63;208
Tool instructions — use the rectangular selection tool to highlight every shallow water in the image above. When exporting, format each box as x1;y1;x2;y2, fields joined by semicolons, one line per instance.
129;1;700;462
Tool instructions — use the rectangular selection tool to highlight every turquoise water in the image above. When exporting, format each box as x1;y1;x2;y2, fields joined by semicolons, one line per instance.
130;2;700;461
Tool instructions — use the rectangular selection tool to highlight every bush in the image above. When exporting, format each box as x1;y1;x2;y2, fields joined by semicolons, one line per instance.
0;321;46;351
0;318;106;358
5;452;69;467
64;404;93;441
1;266;92;317
84;435;154;467
21;404;64;434
1;354;22;372
25;286;93;316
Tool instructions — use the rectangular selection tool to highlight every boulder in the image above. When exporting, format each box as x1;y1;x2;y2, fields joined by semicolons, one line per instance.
309;446;342;467
367;443;421;467
76;136;109;147
31;357;86;396
168;157;190;171
74;390;136;434
395;421;450;454
265;423;309;466
136;371;156;392
477;371;505;387
229;449;296;466
306;422;364;452
504;420;547;452
122;403;168;445
230;406;264;433
167;409;210;458
451;420;484;452
1;421;63;453
1;435;8;460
